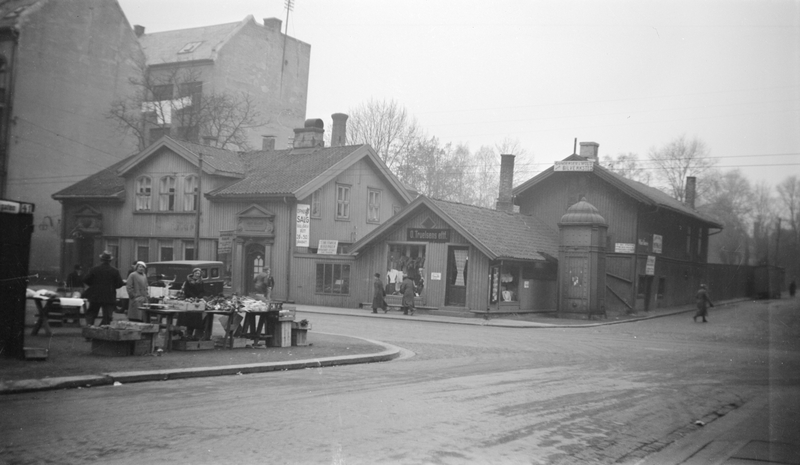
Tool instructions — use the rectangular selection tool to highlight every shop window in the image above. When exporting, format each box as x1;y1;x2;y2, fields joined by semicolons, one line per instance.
136;240;149;263
135;176;152;211
159;176;176;211
499;263;520;302
367;188;381;223
316;263;350;295
387;244;426;295
183;241;195;260
183;175;198;211
336;184;350;219
310;189;321;218
159;241;174;261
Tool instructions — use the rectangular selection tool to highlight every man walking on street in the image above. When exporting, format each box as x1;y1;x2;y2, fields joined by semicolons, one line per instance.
83;251;124;327
694;284;714;323
372;272;387;314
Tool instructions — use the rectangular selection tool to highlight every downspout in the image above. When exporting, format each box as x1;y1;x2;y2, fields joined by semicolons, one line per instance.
284;196;292;302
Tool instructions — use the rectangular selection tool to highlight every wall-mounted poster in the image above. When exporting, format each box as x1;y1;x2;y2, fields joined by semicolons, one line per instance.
653;234;663;254
318;240;338;255
646;255;656;275
296;204;310;247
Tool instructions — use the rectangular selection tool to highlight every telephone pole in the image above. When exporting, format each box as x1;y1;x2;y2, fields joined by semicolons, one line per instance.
194;152;203;259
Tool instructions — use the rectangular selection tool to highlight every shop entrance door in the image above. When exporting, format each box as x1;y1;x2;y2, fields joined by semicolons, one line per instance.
77;237;95;271
244;243;266;295
445;246;468;306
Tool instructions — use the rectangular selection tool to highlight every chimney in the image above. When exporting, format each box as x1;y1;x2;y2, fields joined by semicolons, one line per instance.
134;25;145;37
495;154;515;212
331;113;348;147
262;135;276;151
293;119;325;149
685;176;697;209
579;141;599;162
263;18;282;32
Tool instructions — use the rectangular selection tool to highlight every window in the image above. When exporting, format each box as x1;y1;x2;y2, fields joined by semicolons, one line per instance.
316;263;350;295
310;189;321;218
151;84;174;101
136;240;149;263
178;42;203;54
367;189;381;223
183;241;195;260
159;240;174;261
184;175;198;211
105;239;119;270
135;176;152;211
159;176;176;211
336;184;350;219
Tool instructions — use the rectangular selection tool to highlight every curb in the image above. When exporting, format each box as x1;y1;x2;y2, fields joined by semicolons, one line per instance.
0;336;401;396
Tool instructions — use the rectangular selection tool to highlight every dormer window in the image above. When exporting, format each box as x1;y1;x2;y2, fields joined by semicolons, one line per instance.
159;176;176;211
178;42;203;54
184;175;198;211
135;176;152;211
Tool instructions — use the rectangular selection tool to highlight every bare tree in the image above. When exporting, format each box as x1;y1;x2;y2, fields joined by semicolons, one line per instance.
347;99;421;171
470;145;500;208
601;152;652;185
752;181;775;264
648;135;716;202
108;60;263;151
776;175;800;272
701;170;753;264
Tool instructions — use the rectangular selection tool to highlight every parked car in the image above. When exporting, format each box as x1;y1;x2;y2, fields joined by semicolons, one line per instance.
116;260;226;311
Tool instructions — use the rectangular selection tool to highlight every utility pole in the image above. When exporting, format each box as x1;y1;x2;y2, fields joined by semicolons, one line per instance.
279;0;294;93
194;152;203;259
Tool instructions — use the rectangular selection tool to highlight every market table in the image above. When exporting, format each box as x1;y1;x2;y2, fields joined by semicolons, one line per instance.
202;309;239;349
238;310;278;347
30;296;87;336
142;307;193;352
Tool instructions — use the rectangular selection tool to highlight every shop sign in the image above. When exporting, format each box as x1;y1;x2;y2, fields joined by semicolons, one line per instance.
0;199;34;215
296;204;310;247
318;239;338;255
217;232;233;254
645;255;656;275
614;243;635;253
430;272;441;281
407;228;450;242
653;234;663;254
554;161;594;172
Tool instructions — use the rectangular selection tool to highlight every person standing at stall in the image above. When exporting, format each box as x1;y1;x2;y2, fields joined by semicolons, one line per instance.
83;251;124;327
399;275;416;316
180;267;206;339
372;272;387;314
65;265;84;296
254;267;274;301
694;284;714;323
126;261;149;322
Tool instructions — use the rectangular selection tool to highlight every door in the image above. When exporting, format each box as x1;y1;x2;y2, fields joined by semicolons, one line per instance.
445;246;468;306
245;243;266;295
77;237;95;271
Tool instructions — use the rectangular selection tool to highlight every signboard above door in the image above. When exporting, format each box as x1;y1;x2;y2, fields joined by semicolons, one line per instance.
407;228;450;242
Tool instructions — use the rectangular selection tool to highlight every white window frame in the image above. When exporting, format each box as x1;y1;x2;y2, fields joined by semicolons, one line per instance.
135;176;152;211
336;184;350;220
184;175;198;212
310;189;322;218
159;176;176;211
367;188;381;223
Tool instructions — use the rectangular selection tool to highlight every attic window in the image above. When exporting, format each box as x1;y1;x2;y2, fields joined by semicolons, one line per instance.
178;42;203;54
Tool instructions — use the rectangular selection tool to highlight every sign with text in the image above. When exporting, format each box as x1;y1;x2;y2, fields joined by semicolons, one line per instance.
217;232;233;254
296;204;310;247
407;228;450;242
615;243;635;253
554;161;594;172
0;199;34;215
317;239;338;255
430;272;442;281
652;234;663;254
645;255;656;275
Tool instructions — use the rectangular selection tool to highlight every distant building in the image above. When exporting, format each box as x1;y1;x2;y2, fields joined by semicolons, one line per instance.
0;0;143;278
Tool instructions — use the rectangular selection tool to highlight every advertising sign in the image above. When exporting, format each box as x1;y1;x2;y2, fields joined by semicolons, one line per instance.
653;234;663;254
645;255;656;275
217;232;233;254
554;161;594;172
407;228;450;242
317;240;338;255
430;272;441;281
615;243;635;253
296;204;310;247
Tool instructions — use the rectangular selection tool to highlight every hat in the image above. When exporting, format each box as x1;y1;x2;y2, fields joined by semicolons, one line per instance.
700;284;707;289
192;267;202;274
99;251;113;261
135;261;147;269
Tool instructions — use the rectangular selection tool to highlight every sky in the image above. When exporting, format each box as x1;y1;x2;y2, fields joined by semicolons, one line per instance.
118;0;799;188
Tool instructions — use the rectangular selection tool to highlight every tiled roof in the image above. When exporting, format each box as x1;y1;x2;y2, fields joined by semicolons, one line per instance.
170;139;245;176
207;145;364;197
431;199;559;261
139;18;245;64
52;154;136;199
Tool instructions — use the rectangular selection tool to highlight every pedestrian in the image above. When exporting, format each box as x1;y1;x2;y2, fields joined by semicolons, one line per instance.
254;267;274;301
399;275;416;315
83;251;124;327
126;261;149;322
790;278;796;298
65;264;84;296
371;272;387;314
694;284;714;323
179;267;206;339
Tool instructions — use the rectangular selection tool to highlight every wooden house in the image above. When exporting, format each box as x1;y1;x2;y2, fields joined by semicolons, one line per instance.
53;116;413;304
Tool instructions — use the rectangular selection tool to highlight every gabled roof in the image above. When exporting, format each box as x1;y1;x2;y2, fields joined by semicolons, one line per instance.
0;0;43;30
138;17;248;65
513;154;723;228
52;154;136;200
349;196;559;262
116;136;245;178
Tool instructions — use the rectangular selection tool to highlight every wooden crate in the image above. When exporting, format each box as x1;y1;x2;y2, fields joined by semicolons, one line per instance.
82;327;142;341
171;340;215;351
291;328;308;346
132;338;152;356
269;321;292;347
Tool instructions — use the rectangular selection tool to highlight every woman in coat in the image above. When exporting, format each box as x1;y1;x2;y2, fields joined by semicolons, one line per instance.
694;284;714;323
126;262;149;322
399;275;416;315
371;272;386;314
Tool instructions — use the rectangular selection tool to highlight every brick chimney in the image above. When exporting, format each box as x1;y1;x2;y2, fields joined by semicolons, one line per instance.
496;154;515;212
579;142;599;162
262;135;276;151
293;119;325;149
331;113;348;147
134;25;145;37
263;18;282;32
685;176;697;209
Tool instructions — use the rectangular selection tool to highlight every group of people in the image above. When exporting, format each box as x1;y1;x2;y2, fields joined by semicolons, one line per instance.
372;272;416;315
66;252;209;333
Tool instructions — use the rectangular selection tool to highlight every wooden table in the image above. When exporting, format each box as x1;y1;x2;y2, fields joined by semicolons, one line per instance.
142;307;192;352
30;297;87;336
239;310;279;347
202;309;239;349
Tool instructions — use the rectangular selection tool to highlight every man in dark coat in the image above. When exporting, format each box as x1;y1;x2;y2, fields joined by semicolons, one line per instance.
83;251;124;326
694;284;714;323
371;272;386;314
399;275;416;316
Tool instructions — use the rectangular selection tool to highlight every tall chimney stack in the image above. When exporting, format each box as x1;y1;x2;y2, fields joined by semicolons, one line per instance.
685;176;697;209
134;25;145;37
579;141;599;162
293;119;325;149
331;113;348;147
496;154;516;212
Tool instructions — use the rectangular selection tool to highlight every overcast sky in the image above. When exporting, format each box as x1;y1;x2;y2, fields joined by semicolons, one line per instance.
119;0;799;188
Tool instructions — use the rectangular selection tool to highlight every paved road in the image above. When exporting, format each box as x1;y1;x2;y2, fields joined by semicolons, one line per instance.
1;299;798;464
